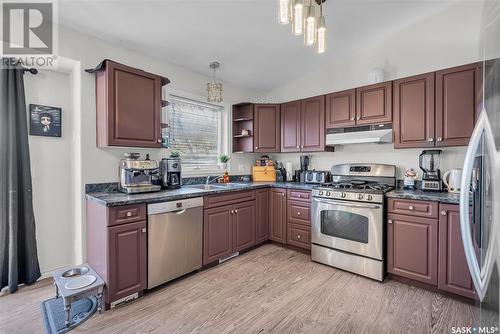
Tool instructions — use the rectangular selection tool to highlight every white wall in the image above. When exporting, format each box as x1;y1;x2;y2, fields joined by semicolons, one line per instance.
262;1;484;177
28;25;259;275
25;70;75;275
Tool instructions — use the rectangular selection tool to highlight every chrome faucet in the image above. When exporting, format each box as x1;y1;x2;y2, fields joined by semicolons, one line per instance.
206;175;223;185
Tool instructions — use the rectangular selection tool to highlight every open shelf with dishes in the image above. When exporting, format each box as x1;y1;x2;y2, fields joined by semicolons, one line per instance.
232;103;254;153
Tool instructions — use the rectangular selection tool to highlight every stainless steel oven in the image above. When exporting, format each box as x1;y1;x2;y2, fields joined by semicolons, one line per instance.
310;163;396;281
311;198;383;260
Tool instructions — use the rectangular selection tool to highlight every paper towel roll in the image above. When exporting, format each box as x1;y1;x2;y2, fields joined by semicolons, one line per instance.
285;162;293;181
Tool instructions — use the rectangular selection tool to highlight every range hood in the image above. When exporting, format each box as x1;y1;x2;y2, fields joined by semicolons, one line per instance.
326;124;393;146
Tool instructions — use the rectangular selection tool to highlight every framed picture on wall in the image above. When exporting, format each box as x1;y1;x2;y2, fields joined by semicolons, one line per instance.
29;104;62;137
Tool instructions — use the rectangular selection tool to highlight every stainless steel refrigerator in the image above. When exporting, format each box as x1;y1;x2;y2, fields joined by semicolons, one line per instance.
460;0;500;328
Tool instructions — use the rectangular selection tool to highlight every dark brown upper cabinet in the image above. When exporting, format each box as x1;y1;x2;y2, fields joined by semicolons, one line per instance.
92;60;168;148
281;100;302;152
280;96;328;153
325;89;356;128
393;73;435;149
301;96;326;152
356;81;393;125
435;63;479;147
254;104;281;153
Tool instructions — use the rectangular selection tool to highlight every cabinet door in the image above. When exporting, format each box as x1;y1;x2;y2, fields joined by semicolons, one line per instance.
103;61;162;148
435;63;478;147
393;73;436;148
281;100;301;152
301;96;326;152
254;104;280;153
438;204;476;299
232;201;256;252
356;81;392;125
387;214;438;286
203;205;233;265
108;221;146;303
269;188;287;243
255;189;270;243
325;89;356;128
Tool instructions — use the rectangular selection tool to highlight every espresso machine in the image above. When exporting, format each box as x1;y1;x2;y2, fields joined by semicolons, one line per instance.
118;153;161;194
419;150;443;191
160;158;182;189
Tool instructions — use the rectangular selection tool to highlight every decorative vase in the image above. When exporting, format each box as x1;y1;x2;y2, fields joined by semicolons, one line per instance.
218;162;228;170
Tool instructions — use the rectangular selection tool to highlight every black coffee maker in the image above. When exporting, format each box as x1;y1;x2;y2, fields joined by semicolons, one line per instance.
160;158;182;189
294;155;310;182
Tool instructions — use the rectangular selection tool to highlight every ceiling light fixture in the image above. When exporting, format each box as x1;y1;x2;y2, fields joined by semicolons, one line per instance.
279;0;327;53
316;2;326;53
278;0;292;24
292;0;304;36
207;61;223;103
304;0;316;46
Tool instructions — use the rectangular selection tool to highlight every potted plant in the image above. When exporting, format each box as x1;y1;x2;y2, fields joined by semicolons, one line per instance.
170;151;180;159
218;154;230;170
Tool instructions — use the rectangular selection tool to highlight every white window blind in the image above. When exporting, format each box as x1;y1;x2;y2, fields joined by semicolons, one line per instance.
169;96;223;169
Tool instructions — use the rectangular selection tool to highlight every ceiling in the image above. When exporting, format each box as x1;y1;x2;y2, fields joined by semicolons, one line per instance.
58;0;459;92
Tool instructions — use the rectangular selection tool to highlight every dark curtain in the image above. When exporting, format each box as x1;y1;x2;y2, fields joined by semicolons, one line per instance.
0;59;41;293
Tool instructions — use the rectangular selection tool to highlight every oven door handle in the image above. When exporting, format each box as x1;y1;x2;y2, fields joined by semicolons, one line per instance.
313;198;381;210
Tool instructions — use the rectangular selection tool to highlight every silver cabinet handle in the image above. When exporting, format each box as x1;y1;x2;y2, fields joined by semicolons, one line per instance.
282;193;285;197
297;194;301;198
142;228;146;233
408;206;414;210
388;220;393;224
356;116;360;121
437;137;443;142
460;111;495;301
234;209;238;213
350;117;355;121
297;235;301;239
230;210;234;214
296;145;299;148
441;210;447;216
126;211;132;217
297;211;301;215
255;146;259;150
427;138;434;142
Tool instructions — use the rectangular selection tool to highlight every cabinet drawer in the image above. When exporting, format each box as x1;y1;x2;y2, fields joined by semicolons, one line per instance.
287;223;311;250
108;204;147;226
287;200;311;226
388;198;438;219
287;189;311;202
204;190;255;209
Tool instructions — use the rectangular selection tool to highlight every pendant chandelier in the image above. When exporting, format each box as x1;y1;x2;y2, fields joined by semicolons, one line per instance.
278;0;327;54
207;61;223;103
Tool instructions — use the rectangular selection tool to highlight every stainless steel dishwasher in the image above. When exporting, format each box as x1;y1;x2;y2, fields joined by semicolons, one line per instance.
147;197;203;289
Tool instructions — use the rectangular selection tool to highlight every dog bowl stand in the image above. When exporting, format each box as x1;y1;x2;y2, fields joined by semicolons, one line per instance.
52;263;105;327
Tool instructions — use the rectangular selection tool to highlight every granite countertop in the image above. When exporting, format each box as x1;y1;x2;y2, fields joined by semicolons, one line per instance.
386;188;462;205
86;182;317;207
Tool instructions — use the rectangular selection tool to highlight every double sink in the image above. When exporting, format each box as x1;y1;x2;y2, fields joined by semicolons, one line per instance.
185;183;249;191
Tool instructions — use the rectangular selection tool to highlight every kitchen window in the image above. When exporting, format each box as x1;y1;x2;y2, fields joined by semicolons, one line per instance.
168;95;226;172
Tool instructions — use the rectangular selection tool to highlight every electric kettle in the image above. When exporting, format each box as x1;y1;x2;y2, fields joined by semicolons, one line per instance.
442;168;463;193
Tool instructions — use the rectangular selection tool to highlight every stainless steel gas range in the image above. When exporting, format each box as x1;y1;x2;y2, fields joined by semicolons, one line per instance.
311;163;396;281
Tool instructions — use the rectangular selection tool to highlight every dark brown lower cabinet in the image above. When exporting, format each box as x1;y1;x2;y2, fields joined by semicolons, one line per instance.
269;188;287;243
438;204;476;299
203;205;233;265
108;221;147;303
255;189;269;243
233;201;256;252
387;213;438;286
203;196;256;265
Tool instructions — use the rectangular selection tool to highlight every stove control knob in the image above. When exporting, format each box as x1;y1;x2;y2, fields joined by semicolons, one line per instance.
341;192;347;198
319;190;324;196
358;194;364;200
326;191;331;197
366;195;373;201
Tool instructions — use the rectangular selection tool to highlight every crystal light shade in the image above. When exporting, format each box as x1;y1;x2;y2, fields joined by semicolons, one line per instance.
207;82;223;103
316;15;326;53
292;0;304;35
278;0;291;24
304;4;316;46
207;61;223;103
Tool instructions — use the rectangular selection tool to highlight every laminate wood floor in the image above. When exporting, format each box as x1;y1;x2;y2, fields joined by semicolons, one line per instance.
0;244;475;334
